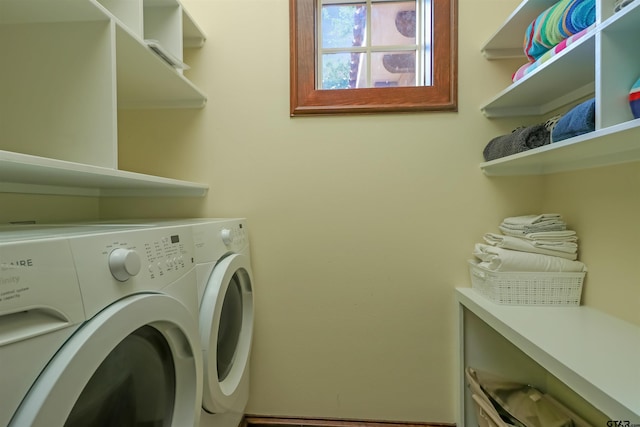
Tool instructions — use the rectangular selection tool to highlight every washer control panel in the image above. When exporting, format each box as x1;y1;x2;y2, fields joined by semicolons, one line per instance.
69;225;195;318
142;232;191;280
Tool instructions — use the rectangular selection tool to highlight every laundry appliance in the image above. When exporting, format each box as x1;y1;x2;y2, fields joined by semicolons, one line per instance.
122;218;255;427
0;223;203;427
76;217;256;427
187;218;254;427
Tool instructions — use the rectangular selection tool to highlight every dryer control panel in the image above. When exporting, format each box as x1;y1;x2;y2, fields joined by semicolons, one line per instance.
192;219;249;263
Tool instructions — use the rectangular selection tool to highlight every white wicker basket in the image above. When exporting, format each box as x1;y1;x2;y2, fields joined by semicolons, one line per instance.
468;260;585;306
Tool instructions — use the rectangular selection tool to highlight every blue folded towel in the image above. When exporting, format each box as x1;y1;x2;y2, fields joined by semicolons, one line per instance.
551;98;596;142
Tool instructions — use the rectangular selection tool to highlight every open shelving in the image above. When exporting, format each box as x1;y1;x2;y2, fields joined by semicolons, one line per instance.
0;0;208;197
479;0;640;176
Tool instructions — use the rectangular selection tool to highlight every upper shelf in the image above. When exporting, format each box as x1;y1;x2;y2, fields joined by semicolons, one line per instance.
116;24;206;109
0;150;209;197
182;6;206;48
481;0;558;59
481;30;596;118
457;287;640;420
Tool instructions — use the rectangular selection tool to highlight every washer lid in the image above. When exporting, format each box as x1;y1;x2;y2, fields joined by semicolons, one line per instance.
200;253;254;413
9;293;203;427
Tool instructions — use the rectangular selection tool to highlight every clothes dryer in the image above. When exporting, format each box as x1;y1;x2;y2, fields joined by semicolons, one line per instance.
135;219;255;427
0;224;203;427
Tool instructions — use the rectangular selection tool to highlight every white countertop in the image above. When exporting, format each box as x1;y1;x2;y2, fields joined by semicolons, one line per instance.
456;287;640;420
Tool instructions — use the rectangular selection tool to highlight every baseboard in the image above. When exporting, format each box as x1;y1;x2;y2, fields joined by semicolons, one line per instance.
244;415;455;427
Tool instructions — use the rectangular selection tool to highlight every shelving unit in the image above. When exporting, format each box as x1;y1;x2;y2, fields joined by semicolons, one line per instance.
457;287;640;426
479;0;640;175
0;0;208;197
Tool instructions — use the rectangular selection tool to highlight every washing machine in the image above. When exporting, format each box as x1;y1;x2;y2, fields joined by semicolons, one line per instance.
78;218;256;427
0;223;203;427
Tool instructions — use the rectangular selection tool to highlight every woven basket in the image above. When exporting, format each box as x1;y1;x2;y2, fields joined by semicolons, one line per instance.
468;260;584;306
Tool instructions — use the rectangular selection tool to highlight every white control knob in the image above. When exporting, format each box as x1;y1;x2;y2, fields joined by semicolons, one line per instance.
221;228;233;246
109;248;141;282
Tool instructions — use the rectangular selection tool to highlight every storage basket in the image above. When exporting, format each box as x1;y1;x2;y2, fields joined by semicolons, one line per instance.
468;260;585;306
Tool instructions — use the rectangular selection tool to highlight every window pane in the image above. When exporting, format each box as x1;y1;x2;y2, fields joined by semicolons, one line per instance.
371;51;416;87
371;1;416;45
321;3;366;49
321;52;359;89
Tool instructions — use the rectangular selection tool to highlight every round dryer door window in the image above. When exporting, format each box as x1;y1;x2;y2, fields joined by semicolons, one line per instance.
200;253;254;413
9;294;202;427
217;273;244;382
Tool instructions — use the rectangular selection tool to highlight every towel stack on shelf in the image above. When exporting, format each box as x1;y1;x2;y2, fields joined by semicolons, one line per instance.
473;214;587;272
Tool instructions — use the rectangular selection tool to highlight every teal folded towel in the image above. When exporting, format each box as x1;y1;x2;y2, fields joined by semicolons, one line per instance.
551;98;596;142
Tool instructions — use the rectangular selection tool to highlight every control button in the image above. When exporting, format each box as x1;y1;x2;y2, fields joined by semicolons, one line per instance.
221;228;233;245
109;248;141;282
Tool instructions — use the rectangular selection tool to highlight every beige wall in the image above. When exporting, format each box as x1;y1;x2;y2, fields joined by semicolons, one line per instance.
113;0;543;422
2;0;638;424
0;194;99;224
542;162;640;325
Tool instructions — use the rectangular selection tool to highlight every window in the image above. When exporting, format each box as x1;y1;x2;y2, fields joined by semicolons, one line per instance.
290;0;457;116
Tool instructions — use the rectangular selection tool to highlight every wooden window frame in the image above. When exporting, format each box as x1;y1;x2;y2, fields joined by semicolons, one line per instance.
290;0;458;116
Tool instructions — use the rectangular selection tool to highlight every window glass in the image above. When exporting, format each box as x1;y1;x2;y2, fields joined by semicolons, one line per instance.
318;0;431;89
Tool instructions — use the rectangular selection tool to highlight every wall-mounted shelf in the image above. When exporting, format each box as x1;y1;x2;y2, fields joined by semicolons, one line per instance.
457;287;640;425
0;150;208;197
480;118;640;175
479;0;640;175
481;32;596;118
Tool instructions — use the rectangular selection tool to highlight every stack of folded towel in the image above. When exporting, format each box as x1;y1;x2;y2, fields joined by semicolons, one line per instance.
473;214;587;272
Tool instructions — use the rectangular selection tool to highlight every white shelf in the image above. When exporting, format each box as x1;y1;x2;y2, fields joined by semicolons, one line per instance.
480;118;640;175
182;6;206;48
457;287;640;421
0;150;208;197
481;31;596;118
116;24;206;109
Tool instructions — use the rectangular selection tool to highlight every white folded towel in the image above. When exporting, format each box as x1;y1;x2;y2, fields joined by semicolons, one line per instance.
502;214;563;226
473;244;587;272
482;233;577;260
499;223;567;236
530;240;578;253
500;214;567;236
524;230;578;241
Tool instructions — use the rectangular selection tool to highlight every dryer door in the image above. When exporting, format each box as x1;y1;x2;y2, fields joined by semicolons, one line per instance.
9;293;202;427
200;253;254;413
